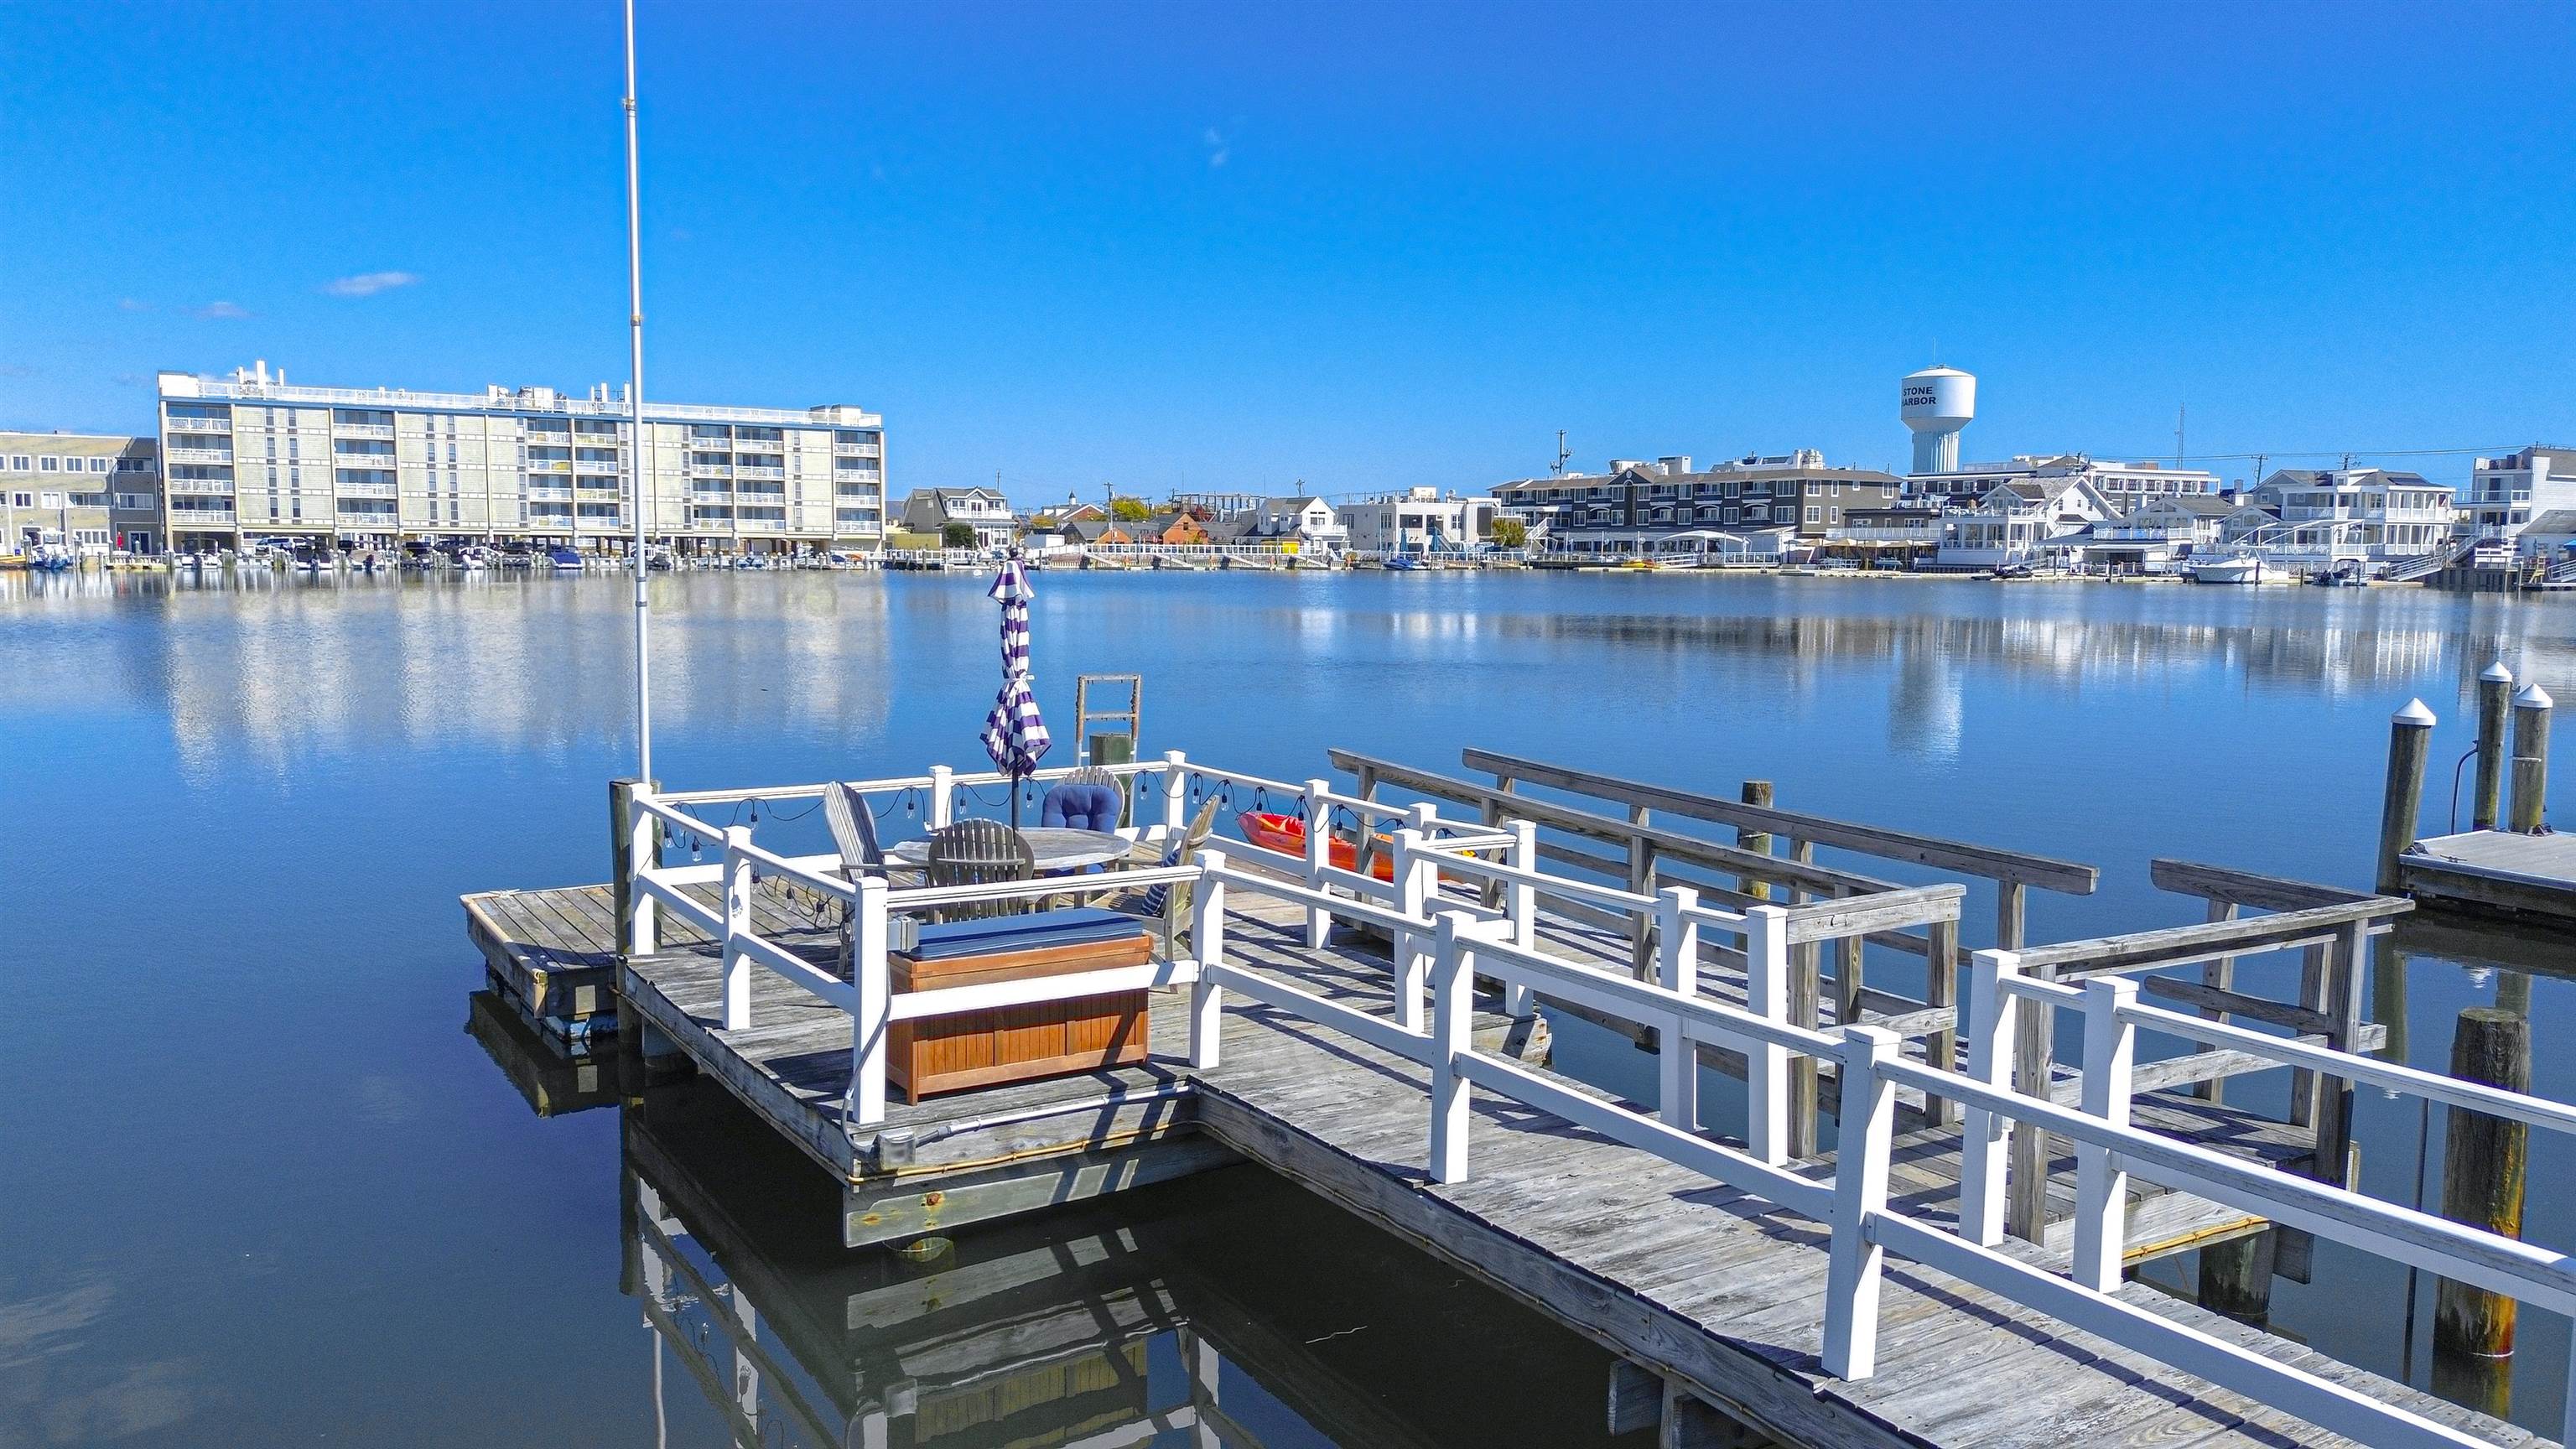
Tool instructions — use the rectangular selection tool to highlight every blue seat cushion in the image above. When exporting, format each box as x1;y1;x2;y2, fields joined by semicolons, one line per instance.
1041;782;1124;833
906;906;1149;962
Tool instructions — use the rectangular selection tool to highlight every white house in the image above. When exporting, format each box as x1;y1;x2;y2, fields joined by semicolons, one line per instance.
2226;469;2455;569
2073;495;2238;574
2464;447;2576;558
898;486;1016;549
1239;495;1348;551
1933;478;2119;569
1342;486;1499;555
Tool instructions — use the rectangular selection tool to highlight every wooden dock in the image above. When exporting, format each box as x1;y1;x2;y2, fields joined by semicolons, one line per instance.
464;873;2506;1449
2400;830;2576;925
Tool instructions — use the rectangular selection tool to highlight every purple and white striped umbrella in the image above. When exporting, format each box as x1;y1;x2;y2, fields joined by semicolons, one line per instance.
980;555;1052;782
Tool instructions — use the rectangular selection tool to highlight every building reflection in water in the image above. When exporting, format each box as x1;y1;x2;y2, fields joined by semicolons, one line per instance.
0;572;891;784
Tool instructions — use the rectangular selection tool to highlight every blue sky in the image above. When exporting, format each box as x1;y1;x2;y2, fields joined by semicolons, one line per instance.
3;3;2570;501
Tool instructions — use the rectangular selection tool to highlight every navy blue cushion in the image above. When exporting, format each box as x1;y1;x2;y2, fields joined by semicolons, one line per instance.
906;906;1147;962
1041;782;1124;833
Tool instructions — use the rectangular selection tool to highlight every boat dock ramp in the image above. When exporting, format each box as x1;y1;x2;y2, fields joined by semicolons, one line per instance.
468;747;2573;1448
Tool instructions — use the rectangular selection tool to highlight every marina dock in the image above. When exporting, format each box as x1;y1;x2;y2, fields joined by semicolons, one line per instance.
462;747;2563;1448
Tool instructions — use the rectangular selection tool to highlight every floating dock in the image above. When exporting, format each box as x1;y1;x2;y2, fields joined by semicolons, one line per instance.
2399;830;2576;925
467;749;2558;1448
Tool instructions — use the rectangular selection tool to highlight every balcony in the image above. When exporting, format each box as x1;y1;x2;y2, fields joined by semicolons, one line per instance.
168;479;235;496
333;423;396;439
167;416;232;434
166;446;234;464
170;502;236;519
736;465;785;480
527;485;575;501
834;443;884;458
338;481;399;499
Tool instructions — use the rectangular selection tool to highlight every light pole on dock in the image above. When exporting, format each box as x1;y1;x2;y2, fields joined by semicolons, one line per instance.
622;0;653;782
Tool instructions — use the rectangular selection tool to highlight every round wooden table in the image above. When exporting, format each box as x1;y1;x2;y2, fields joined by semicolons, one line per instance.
887;827;1136;873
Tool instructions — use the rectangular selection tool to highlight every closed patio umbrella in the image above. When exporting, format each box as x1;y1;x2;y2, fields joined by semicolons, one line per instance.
981;552;1052;825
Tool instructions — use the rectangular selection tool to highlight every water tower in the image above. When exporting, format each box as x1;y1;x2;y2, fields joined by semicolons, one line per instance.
1900;366;1976;475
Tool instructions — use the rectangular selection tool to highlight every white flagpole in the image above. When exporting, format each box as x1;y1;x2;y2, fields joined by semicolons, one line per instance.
623;0;652;782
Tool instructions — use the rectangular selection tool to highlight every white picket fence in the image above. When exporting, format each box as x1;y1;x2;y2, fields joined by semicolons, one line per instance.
620;753;2576;1447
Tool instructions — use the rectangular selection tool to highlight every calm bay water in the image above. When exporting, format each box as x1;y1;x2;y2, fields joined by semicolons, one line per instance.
8;567;2576;1444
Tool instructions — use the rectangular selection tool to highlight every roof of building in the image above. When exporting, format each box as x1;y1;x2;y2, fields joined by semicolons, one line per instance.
1497;463;1900;495
2128;495;2241;518
2522;509;2576;536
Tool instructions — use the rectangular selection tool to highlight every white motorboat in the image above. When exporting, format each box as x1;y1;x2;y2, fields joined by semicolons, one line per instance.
2187;553;2275;585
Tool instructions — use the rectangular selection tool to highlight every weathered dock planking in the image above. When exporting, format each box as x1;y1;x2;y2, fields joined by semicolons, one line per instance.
470;871;2309;1265
465;875;2506;1449
2400;830;2576;925
468;749;2567;1448
471;872;1547;1246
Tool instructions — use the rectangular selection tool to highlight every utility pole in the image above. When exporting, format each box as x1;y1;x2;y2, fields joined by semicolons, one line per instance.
1553;429;1571;477
2174;403;2186;465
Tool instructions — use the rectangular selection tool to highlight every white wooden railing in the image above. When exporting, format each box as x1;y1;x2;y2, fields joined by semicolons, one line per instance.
622;756;2576;1446
1183;870;2576;1447
623;751;1509;1127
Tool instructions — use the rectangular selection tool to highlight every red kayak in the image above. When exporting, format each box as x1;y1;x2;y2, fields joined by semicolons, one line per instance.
1236;811;1397;882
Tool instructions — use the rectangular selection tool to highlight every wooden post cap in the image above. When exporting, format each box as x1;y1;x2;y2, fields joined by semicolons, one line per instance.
2392;699;2437;728
2513;684;2553;710
2482;660;2516;684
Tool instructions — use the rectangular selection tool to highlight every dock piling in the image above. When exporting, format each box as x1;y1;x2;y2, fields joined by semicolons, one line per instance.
2508;684;2553;834
2434;1007;2530;1376
2473;662;2514;830
610;776;657;958
1736;781;1774;900
2377;699;2437;892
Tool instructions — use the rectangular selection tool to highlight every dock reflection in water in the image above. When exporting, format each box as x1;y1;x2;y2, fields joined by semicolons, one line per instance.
454;983;1716;1449
613;1078;1696;1449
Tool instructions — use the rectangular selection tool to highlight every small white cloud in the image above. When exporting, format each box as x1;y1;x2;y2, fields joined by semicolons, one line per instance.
190;301;251;319
320;271;419;299
117;298;152;313
1202;127;1228;169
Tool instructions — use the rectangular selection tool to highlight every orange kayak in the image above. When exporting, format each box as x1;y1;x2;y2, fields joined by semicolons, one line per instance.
1237;811;1396;882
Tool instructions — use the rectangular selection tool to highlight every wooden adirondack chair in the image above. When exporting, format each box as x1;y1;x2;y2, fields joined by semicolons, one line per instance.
924;819;1038;923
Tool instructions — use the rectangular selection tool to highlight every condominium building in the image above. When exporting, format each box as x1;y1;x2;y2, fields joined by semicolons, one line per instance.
1908;454;2221;512
2;432;159;558
154;363;886;554
1496;453;1903;554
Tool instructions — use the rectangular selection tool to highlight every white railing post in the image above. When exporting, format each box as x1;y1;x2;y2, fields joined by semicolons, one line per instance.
1301;778;1332;948
626;791;658;956
2072;977;2139;1293
1821;1024;1899;1381
721;826;755;1031
1161;750;1189;834
1505;819;1538;1018
1428;911;1479;1184
1656;886;1701;1133
927;765;954;829
849;875;890;1126
1390;828;1432;1031
1959;948;2023;1247
1743;905;1791;1166
1190;849;1228;1070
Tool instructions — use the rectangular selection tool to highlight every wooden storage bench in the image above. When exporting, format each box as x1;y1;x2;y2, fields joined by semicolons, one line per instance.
888;907;1155;1100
